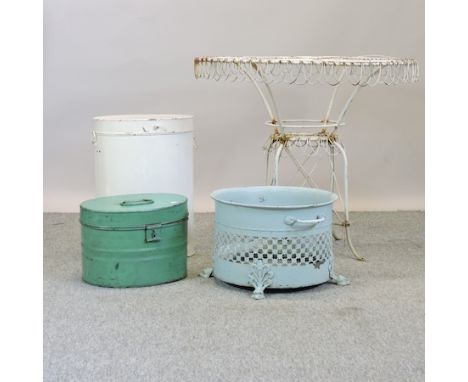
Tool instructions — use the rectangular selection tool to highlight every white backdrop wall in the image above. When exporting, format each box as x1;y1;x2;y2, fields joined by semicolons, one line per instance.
44;0;424;212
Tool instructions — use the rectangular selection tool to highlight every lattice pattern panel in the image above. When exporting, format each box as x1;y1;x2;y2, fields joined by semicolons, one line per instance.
214;230;332;269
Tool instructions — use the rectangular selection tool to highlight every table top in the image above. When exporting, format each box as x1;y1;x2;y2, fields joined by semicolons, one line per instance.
194;55;419;86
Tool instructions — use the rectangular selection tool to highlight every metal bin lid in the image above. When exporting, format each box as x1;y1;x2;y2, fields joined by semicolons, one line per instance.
80;193;188;229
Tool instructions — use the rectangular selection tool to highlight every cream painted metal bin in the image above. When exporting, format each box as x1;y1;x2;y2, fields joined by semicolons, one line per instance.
93;114;194;254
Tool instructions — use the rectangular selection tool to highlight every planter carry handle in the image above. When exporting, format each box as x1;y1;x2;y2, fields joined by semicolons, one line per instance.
284;215;325;227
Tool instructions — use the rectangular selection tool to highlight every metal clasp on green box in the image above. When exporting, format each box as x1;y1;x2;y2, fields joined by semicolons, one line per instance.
80;193;188;287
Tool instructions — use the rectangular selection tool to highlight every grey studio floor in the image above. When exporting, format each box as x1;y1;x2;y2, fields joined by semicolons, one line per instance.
44;211;424;382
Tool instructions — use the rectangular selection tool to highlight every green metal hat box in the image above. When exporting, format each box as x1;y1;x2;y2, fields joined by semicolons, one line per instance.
80;193;188;288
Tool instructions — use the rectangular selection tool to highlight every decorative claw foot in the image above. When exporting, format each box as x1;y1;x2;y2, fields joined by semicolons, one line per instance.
332;230;342;241
329;272;350;286
248;260;273;300
199;267;213;278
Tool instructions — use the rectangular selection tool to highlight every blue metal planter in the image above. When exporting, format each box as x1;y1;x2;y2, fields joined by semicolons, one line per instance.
210;186;349;299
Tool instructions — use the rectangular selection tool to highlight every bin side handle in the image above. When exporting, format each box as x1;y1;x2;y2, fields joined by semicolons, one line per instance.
284;215;325;227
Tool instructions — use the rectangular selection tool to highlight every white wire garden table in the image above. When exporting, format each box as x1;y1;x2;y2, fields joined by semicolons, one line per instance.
194;56;419;260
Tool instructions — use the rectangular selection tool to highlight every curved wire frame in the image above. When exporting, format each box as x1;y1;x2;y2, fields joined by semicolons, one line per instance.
194;55;419;261
194;55;419;86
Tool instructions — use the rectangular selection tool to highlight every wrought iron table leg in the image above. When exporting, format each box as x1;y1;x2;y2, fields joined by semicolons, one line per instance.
344;223;365;261
333;141;366;261
271;142;285;186
330;144;342;241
